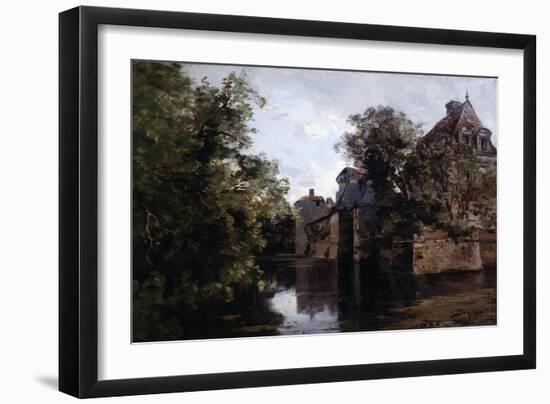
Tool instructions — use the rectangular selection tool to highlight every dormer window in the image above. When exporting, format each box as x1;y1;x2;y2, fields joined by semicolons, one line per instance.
481;139;488;151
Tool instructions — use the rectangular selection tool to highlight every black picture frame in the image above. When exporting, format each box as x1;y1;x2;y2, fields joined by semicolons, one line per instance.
59;5;536;398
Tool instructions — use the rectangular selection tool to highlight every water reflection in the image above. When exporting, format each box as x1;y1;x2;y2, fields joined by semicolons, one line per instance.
254;255;496;336
267;258;340;335
271;289;339;335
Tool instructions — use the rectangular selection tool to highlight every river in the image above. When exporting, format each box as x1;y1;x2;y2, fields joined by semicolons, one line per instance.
181;254;496;340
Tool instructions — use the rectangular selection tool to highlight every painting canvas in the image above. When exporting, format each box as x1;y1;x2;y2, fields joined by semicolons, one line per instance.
131;60;497;343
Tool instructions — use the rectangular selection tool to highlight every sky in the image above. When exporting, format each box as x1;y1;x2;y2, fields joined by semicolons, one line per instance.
181;62;497;204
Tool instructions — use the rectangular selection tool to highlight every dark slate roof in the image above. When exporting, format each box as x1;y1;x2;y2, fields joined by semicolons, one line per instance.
420;99;484;145
336;166;367;181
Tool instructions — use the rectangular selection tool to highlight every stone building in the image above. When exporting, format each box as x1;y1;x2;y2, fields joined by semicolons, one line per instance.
294;189;329;257
421;96;496;169
415;95;497;271
294;168;374;261
294;96;497;274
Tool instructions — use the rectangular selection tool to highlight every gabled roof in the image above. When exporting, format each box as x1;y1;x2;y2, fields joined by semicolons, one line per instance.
420;98;484;145
336;166;366;182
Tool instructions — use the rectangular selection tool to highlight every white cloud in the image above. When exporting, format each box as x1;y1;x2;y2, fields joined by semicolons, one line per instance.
297;110;350;141
301;120;331;140
181;62;497;204
283;157;345;203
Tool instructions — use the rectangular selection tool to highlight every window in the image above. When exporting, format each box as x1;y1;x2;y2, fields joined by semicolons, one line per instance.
481;139;488;151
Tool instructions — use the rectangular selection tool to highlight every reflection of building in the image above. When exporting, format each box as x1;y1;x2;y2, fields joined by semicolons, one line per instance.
294;97;497;274
295;259;338;316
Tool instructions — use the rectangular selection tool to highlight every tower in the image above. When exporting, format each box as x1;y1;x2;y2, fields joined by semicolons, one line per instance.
294;189;327;256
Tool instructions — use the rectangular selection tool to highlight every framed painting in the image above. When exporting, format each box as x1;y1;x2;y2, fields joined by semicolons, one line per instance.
59;6;536;398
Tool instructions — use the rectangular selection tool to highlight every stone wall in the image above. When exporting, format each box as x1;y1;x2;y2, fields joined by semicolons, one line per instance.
479;228;497;267
299;209;357;261
294;199;328;257
352;205;376;262
337;210;354;261
307;211;345;260
412;229;482;274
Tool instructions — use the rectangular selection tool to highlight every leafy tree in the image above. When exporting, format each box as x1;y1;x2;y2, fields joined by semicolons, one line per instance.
337;106;421;201
336;106;430;244
257;209;295;254
414;131;496;236
132;62;290;340
335;105;495;249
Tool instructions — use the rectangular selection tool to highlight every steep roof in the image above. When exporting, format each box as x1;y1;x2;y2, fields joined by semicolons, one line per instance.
336;166;367;182
420;98;483;145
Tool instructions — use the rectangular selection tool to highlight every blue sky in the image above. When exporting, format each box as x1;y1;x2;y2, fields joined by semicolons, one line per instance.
182;63;497;203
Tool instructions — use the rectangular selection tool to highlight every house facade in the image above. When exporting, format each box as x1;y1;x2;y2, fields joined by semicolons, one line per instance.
294;97;497;274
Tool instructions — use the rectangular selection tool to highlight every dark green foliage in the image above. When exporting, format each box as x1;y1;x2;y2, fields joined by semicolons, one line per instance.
257;210;295;254
336;105;495;247
132;62;290;341
336;106;425;244
337;106;420;197
415;136;497;234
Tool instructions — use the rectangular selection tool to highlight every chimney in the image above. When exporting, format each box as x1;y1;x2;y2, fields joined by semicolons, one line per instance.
445;100;462;116
309;188;315;197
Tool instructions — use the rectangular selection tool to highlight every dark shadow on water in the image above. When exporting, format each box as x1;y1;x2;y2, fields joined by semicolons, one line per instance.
35;375;58;390
251;255;496;336
153;254;497;341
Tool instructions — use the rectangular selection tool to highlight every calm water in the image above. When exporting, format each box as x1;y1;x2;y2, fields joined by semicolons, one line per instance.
183;255;496;340
249;255;496;336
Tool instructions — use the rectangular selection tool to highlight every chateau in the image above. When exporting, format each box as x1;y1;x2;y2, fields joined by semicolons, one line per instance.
294;97;497;274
